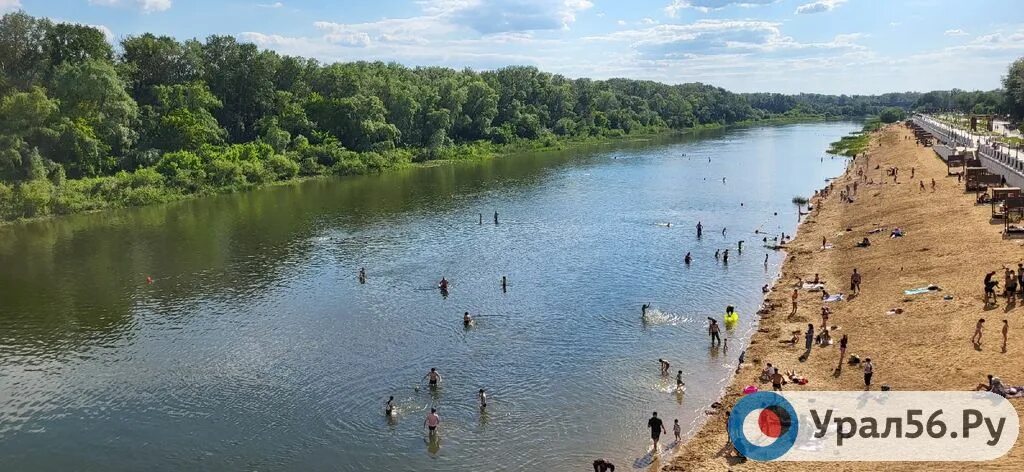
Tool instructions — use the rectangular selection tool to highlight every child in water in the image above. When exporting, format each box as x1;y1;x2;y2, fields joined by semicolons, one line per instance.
673;419;681;442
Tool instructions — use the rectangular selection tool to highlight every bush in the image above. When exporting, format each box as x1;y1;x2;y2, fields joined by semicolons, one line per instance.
128;167;166;188
879;107;906;123
121;185;173;206
205;158;245;188
0;182;13;220
299;157;325;176
267;154;299;180
239;159;272;185
16;179;54;218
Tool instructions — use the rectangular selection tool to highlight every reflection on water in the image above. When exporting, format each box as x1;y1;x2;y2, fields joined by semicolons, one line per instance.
0;123;855;470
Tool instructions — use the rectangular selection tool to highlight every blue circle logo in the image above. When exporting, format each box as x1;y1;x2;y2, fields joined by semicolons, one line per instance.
728;392;799;461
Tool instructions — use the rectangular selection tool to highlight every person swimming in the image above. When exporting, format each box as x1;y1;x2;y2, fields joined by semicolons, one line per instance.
684;252;692;265
676;370;684;389
358;267;366;284
463;311;473;326
478;388;487;409
642;303;651;318
385;395;395;416
438;277;449;292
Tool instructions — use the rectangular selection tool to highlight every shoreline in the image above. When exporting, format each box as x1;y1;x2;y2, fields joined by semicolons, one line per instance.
665;122;1024;471
0;116;854;228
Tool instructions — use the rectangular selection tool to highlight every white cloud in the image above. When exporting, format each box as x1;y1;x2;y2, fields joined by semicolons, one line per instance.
257;2;284;7
419;0;593;33
665;0;776;16
0;0;22;13
888;21;901;27
944;29;968;36
587;20;865;59
88;0;172;13
794;0;846;14
617;20;627;26
641;17;658;25
314;22;373;46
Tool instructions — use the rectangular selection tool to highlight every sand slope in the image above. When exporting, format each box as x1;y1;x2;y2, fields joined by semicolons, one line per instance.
666;124;1024;471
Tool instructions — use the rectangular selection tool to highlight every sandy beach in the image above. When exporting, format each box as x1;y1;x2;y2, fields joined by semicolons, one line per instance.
667;123;1024;471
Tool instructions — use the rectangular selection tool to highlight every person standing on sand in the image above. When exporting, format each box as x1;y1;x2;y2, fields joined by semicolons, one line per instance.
973;319;985;347
851;268;862;295
805;324;814;351
791;289;799;315
931;178;936;192
1011;261;1019;294
820;306;830;329
984;272;999;305
647;412;667;453
838;334;848;370
863;358;874;389
1003;320;1009;352
1007;272;1018;303
771;369;784;391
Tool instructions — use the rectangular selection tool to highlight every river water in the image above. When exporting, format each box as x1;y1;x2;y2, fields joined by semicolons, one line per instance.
0;122;855;471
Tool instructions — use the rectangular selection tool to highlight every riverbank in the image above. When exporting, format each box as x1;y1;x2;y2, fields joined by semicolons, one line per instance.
0;115;845;226
666;123;1024;471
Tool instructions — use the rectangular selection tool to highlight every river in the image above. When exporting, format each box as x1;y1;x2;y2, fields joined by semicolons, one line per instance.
0;122;856;471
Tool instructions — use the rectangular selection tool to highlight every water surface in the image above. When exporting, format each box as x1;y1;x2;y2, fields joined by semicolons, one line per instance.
0;123;855;471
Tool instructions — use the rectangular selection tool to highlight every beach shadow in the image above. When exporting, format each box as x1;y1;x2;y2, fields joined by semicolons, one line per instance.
833;366;842;378
1003;300;1017;312
974;342;983;352
983;303;999;311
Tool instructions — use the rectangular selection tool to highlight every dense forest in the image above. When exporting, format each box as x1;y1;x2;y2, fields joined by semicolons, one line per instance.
0;11;1020;222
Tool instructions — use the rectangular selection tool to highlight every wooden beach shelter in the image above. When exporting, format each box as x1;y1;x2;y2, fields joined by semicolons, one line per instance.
990;187;1021;219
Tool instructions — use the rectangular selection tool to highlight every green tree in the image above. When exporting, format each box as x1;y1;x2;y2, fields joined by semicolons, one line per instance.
51;59;139;167
144;81;225;151
878;107;905;123
1005;57;1024;120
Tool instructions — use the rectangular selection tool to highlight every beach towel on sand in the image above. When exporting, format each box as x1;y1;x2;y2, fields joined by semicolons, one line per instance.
904;285;940;295
824;294;844;302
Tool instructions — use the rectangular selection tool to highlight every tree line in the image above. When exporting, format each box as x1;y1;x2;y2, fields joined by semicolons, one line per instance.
0;11;1020;221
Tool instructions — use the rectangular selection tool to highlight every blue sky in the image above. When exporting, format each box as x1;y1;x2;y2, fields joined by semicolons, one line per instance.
5;0;1024;94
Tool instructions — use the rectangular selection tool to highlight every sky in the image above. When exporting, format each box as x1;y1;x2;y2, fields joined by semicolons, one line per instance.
5;0;1024;94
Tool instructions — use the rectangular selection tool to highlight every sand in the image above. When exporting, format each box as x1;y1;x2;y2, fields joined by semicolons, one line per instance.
664;123;1024;471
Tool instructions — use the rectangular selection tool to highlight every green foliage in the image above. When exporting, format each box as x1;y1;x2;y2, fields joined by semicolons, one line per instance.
828;119;881;157
0;11;1019;223
878;107;905;123
1005;58;1024;120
